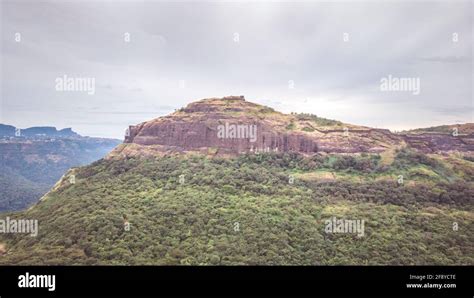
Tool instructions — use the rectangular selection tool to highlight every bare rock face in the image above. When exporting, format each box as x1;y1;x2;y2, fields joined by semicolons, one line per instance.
116;96;474;157
126;121;319;154
401;133;474;153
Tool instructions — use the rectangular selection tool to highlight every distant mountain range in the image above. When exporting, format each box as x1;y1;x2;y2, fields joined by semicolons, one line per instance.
0;124;80;138
0;125;120;212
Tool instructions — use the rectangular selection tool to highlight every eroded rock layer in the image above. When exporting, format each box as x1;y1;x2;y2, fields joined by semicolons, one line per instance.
117;96;474;157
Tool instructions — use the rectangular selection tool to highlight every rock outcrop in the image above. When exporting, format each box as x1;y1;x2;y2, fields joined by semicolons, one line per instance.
116;96;474;157
401;133;474;153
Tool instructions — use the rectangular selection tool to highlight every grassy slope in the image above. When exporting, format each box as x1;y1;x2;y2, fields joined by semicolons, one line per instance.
0;150;472;265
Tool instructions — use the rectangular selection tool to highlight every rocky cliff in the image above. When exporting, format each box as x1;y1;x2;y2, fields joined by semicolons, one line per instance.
114;96;474;157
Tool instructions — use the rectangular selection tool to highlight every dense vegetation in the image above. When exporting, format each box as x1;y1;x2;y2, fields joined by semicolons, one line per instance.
0;168;51;212
0;150;472;265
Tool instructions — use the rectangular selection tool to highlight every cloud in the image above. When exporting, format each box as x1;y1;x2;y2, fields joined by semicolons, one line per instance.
418;56;470;63
431;105;474;116
1;0;472;138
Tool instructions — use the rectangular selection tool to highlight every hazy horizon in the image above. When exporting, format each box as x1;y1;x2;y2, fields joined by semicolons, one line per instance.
1;0;473;139
1;93;473;140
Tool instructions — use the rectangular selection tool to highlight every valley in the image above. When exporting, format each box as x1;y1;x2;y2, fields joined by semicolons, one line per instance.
0;125;121;212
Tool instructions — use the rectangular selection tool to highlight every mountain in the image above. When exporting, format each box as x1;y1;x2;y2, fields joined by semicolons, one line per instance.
116;96;473;157
0;125;121;212
0;96;472;265
0;124;15;137
0;124;80;138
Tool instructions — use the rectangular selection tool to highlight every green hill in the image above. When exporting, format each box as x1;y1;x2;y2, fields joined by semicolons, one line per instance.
0;150;472;265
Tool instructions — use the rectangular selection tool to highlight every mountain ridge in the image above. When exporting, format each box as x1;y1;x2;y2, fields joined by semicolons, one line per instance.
0;124;82;138
112;96;473;158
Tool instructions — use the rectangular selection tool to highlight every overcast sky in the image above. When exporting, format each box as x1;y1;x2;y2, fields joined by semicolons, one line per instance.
1;0;473;138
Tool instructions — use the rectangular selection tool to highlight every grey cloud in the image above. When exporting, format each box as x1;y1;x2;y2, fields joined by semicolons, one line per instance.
1;0;472;138
431;106;473;116
418;56;470;63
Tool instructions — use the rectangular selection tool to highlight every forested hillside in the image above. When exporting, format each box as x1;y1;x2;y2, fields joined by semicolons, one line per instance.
1;150;472;265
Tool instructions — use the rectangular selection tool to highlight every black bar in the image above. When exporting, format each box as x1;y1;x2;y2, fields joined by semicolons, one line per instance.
0;266;472;297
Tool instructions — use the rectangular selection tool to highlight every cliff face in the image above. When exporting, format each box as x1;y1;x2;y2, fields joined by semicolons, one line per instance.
401;133;474;153
125;119;320;155
118;96;474;157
